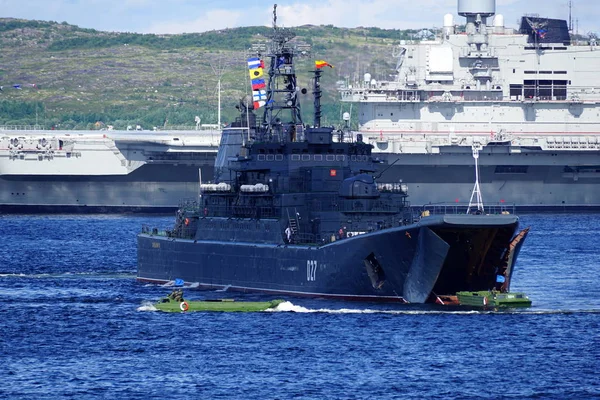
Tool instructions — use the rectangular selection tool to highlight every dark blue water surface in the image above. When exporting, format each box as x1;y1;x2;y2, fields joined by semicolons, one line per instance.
0;214;598;399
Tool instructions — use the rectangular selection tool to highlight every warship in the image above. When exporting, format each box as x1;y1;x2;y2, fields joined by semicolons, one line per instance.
137;7;529;303
2;0;597;213
338;0;600;211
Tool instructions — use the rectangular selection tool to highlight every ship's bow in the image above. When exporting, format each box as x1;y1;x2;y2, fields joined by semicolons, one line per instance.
420;214;528;298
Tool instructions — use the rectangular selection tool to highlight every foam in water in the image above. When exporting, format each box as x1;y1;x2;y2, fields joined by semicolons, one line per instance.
161;280;200;288
137;301;158;312
1;271;135;280
269;301;486;314
269;301;311;312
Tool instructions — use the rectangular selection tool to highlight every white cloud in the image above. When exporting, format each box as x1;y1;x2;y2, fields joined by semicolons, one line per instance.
272;0;597;34
143;9;247;34
0;0;597;35
275;0;457;30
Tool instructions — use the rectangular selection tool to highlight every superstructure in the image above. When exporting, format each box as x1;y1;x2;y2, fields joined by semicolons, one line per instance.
339;0;600;210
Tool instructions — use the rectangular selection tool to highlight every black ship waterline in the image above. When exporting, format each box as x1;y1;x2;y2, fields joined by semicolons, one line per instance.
137;6;529;303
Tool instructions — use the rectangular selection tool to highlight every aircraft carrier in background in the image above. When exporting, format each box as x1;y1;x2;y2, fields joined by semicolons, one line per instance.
0;128;221;213
339;0;600;211
1;0;599;213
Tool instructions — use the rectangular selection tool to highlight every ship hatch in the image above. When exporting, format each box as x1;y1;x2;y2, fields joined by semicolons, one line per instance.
429;226;516;295
364;252;386;289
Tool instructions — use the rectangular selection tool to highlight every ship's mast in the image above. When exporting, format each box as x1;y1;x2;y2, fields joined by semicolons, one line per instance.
568;0;573;33
313;68;322;128
210;60;226;128
262;4;303;130
467;145;485;214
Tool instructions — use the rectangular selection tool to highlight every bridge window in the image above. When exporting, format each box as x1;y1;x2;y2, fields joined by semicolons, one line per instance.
510;84;523;99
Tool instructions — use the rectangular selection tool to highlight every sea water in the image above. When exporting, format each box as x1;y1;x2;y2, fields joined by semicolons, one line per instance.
0;214;598;399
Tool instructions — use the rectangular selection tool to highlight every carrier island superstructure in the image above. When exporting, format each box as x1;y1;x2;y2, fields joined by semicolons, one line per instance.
339;0;600;211
1;0;599;213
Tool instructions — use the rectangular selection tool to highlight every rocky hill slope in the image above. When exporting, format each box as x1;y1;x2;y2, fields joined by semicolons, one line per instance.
0;18;418;130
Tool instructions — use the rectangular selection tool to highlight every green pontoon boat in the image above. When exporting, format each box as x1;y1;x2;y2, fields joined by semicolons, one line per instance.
456;291;532;308
154;296;285;312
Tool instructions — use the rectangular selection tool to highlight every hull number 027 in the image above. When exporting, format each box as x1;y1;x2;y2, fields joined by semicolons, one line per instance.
307;260;317;281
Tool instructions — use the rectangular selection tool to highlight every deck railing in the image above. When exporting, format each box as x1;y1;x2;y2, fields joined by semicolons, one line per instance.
419;203;517;216
0;125;45;131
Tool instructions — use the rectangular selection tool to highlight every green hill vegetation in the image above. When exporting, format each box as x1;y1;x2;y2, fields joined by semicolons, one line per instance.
0;18;424;130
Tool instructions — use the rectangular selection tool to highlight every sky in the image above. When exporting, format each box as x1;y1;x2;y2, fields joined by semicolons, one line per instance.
0;0;597;35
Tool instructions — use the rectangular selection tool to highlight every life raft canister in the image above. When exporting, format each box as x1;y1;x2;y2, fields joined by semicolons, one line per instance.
180;301;189;312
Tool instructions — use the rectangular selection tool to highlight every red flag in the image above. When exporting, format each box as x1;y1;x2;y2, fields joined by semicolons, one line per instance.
315;60;333;69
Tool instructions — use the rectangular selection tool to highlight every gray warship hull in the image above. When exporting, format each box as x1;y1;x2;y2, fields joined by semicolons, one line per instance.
137;214;526;302
1;133;598;213
0;164;214;213
374;150;600;212
0;130;218;213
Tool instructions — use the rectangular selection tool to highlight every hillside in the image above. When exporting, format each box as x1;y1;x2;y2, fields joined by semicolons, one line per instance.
0;18;421;130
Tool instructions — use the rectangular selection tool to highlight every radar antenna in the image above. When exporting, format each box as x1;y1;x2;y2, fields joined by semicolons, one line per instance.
245;4;311;143
260;4;309;131
525;17;547;97
525;17;548;46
